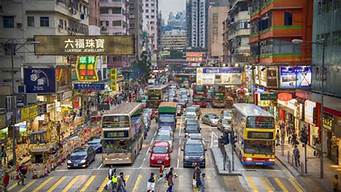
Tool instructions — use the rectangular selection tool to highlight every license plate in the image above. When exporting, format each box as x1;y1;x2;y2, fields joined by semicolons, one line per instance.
157;160;162;164
74;164;78;166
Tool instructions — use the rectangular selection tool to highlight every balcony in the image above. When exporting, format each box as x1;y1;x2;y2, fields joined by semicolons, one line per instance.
228;29;250;41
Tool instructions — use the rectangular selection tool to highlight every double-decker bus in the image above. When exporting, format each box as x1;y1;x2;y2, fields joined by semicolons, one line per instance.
147;84;169;108
232;103;275;166
193;85;208;108
212;91;226;108
101;103;144;165
158;102;177;131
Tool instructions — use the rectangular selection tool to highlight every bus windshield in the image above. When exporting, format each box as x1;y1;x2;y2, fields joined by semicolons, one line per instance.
102;140;133;153
246;116;274;129
244;140;274;155
102;115;130;128
160;114;175;122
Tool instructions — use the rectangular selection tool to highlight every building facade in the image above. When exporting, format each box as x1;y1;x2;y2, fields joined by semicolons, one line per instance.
142;0;159;51
225;0;250;66
128;0;144;59
160;30;187;50
99;0;129;35
186;0;208;49
89;0;100;26
208;1;228;61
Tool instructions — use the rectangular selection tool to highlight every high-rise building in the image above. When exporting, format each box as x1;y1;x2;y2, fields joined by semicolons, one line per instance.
89;0;100;26
225;0;250;66
160;30;187;50
142;0;159;51
129;0;144;59
208;0;228;61
186;0;208;49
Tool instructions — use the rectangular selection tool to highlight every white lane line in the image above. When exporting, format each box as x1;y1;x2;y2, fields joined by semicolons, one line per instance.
97;163;103;170
140;129;157;168
176;116;183;169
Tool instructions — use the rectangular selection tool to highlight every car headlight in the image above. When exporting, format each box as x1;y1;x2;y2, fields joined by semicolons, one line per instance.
184;156;190;160
67;160;72;164
200;155;204;159
80;159;86;164
245;157;253;161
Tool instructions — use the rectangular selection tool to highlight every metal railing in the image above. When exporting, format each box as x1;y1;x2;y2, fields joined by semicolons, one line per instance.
287;151;305;175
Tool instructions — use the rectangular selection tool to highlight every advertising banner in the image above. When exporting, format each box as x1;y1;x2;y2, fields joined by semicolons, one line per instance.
34;35;135;55
73;83;105;90
110;68;118;91
24;68;56;93
304;100;316;124
0;114;6;129
56;66;72;92
76;56;99;82
279;66;311;89
20;105;38;122
196;67;242;85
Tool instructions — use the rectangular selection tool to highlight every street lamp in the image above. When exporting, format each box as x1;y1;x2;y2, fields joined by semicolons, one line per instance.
292;38;326;178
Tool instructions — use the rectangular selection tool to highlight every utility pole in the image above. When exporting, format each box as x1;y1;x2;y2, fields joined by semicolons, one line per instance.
320;40;326;179
9;40;17;167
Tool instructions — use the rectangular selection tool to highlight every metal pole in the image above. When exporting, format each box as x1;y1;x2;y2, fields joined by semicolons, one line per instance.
320;41;325;179
10;41;17;166
305;144;307;174
231;129;235;171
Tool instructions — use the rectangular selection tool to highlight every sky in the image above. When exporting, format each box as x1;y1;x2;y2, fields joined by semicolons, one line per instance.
159;0;186;24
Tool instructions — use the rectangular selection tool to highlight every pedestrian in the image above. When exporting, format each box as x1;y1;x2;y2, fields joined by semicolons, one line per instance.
333;174;339;192
193;163;201;189
117;172;126;192
275;130;280;146
104;166;115;190
2;171;9;192
17;168;25;186
111;172;118;192
166;167;176;192
293;145;300;167
147;172;156;192
159;165;164;178
200;173;205;192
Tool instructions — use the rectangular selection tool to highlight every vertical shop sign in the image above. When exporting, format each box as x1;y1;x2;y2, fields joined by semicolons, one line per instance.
110;68;118;91
76;56;99;82
323;113;334;130
38;103;47;116
0;114;6;129
24;68;56;93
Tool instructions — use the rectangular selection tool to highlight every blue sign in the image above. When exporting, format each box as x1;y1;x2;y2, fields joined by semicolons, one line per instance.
73;83;105;90
24;68;56;93
279;66;311;89
202;67;242;74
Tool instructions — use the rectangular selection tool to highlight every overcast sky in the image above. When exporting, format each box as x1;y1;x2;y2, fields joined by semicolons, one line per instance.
159;0;186;23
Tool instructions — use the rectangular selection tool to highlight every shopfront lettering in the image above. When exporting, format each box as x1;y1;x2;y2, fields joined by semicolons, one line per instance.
0;114;6;129
323;113;334;130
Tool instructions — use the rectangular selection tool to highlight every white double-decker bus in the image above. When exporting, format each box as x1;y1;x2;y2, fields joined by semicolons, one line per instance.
101;103;144;165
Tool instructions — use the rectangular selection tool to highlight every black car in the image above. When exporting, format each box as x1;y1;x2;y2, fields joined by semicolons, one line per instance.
87;138;102;153
182;139;206;168
67;147;96;168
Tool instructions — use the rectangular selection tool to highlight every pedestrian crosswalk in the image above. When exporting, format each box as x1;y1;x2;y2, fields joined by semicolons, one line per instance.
7;175;131;192
241;175;304;192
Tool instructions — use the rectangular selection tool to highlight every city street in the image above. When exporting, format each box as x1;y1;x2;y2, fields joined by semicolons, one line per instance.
5;108;304;192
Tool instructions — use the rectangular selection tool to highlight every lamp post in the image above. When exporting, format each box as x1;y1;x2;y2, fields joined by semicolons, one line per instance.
292;38;326;178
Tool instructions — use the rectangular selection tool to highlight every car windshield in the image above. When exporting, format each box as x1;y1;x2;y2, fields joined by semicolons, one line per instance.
186;113;196;119
70;151;86;160
88;139;100;145
187;107;196;113
153;146;168;154
156;134;171;141
185;144;203;155
208;114;218;119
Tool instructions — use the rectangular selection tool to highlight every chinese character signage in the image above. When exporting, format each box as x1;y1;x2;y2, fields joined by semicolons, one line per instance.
73;83;105;90
110;68;118;91
279;66;311;89
34;35;134;55
20;105;38;122
24;68;56;93
260;92;277;101
76;56;99;81
0;114;6;129
196;67;242;85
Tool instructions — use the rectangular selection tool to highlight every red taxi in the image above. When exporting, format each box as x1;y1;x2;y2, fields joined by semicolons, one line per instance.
149;141;171;167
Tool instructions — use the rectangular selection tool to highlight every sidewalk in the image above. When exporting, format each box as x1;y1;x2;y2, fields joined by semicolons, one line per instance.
210;146;242;176
276;142;337;192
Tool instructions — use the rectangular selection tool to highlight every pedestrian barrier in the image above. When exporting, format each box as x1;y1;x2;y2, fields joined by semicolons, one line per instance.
287;151;305;175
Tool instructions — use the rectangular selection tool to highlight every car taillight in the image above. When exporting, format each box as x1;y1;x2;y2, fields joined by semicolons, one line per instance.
151;156;155;160
245;157;252;161
165;156;170;160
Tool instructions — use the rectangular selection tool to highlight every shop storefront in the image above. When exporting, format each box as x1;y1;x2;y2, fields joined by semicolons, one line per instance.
278;94;302;136
304;100;319;146
322;110;341;165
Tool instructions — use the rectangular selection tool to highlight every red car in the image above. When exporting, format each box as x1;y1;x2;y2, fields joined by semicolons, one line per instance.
149;141;171;167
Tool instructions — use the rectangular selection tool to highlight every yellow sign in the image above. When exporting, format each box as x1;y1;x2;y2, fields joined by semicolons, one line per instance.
21;105;38;122
110;68;118;91
0;114;6;129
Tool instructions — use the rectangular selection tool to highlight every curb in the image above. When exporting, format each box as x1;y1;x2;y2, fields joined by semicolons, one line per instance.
275;154;300;177
210;148;242;176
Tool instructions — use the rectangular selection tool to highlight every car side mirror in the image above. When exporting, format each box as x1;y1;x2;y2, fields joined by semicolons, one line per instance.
181;148;184;151
204;148;207;151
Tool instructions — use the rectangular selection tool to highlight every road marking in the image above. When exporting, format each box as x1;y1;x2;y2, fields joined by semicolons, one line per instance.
18;180;36;192
97;163;103;169
97;177;109;192
80;175;96;192
33;177;54;192
260;177;273;192
8;183;17;191
274;178;288;192
47;176;66;192
132;175;143;192
125;175;130;182
245;176;259;192
140;129;157;168
289;177;304;192
177;116;183;169
62;175;80;192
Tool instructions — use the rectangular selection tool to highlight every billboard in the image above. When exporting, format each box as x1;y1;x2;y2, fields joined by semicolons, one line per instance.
76;56;99;82
24;68;56;93
196;67;242;85
186;52;205;62
34;35;134;55
279;66;311;89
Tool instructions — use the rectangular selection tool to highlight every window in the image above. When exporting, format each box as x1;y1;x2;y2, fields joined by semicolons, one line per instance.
100;7;109;14
112;20;121;26
3;16;14;28
112;7;122;14
40;17;49;27
284;12;292;25
27;16;34;27
58;19;63;28
145;9;149;13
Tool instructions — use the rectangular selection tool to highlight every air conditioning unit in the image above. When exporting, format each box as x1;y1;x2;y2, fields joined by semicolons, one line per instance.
16;23;23;29
101;26;107;31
